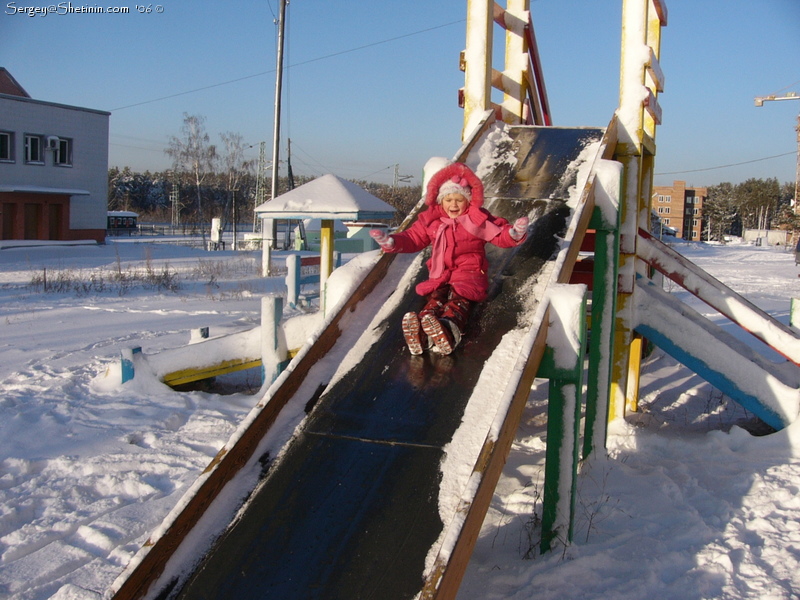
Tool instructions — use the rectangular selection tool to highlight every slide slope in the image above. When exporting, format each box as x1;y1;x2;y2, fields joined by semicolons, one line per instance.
110;120;608;600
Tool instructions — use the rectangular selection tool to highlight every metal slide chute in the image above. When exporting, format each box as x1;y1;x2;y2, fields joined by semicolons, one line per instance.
108;116;611;600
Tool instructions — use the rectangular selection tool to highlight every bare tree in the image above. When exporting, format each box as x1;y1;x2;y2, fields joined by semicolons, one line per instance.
219;132;254;247
165;113;217;236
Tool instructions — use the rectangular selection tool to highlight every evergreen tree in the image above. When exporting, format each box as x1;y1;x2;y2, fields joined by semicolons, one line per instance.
704;182;737;241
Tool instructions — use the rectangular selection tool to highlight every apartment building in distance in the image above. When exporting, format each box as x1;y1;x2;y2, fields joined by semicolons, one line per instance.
0;68;110;243
651;180;708;240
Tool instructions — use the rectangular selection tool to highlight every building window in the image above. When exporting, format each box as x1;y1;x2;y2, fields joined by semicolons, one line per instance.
658;206;670;214
692;219;699;227
657;194;671;203
693;208;699;215
25;134;43;164
54;138;72;166
0;131;13;162
691;230;699;239
663;218;670;225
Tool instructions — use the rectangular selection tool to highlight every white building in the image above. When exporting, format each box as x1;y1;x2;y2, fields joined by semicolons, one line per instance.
0;68;110;242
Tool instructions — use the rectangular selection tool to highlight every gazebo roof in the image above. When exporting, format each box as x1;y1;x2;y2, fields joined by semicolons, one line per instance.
254;174;396;221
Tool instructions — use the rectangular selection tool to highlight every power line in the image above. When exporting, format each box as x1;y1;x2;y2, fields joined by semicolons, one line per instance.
656;151;796;175
111;73;271;111
110;19;464;112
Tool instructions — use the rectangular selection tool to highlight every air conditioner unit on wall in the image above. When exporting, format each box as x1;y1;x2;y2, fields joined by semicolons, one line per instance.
46;136;60;150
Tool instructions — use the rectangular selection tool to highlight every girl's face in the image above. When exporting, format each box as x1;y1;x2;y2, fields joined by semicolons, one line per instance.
441;193;470;218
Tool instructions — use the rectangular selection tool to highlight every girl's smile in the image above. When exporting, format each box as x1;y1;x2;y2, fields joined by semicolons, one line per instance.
441;193;470;218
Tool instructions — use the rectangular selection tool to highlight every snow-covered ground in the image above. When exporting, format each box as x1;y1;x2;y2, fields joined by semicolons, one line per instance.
1;236;799;599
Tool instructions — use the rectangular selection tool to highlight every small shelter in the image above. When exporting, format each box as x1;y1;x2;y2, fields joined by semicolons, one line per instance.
254;174;396;290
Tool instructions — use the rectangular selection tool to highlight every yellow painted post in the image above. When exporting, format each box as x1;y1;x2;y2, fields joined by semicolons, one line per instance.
500;0;528;124
626;334;643;413
610;0;666;423
462;0;493;140
320;219;334;311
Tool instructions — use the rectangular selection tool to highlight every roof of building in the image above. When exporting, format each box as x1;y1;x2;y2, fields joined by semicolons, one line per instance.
0;68;30;98
255;174;396;221
0;67;110;116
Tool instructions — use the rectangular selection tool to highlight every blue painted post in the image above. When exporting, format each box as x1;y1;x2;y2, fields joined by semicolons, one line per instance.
121;347;142;384
261;296;286;385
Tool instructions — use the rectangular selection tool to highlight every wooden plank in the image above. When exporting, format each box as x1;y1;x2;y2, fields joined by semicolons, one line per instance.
163;358;262;387
646;47;665;92
643;88;662;125
650;0;668;26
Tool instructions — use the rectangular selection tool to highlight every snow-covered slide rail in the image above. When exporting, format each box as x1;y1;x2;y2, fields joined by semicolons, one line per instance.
635;228;800;431
638;228;800;366
107;117;611;600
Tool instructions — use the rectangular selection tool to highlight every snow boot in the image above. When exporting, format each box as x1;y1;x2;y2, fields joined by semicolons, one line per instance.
420;314;456;355
418;287;450;320
402;312;426;355
440;292;471;334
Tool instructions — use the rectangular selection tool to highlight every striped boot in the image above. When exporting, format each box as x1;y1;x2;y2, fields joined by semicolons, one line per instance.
401;312;426;355
420;314;455;355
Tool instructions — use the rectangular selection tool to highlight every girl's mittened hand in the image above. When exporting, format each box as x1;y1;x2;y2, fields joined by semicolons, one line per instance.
370;229;394;249
510;217;529;240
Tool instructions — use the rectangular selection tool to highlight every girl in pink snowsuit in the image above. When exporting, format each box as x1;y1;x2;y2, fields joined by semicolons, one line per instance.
371;162;528;355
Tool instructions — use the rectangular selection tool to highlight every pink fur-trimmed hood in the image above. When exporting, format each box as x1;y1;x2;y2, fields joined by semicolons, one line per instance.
424;162;484;209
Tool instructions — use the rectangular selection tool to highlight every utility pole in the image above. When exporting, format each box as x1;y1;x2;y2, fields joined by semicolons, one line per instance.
392;164;413;188
260;0;287;276
270;0;287;246
392;164;413;198
755;91;800;213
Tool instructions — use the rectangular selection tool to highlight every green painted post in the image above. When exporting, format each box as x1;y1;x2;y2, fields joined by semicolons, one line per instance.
538;286;588;554
582;205;620;459
261;295;286;385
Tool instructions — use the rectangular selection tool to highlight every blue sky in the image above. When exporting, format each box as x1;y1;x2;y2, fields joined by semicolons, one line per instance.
2;0;799;188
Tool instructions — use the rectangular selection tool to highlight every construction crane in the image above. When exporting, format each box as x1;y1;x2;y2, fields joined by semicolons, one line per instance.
755;91;800;212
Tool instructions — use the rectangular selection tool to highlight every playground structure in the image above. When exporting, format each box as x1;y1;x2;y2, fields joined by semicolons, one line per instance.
108;0;800;598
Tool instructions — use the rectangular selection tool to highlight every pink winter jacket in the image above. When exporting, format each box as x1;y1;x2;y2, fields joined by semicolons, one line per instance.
384;163;525;302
